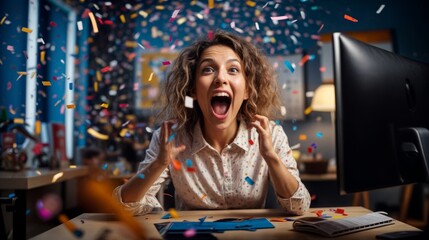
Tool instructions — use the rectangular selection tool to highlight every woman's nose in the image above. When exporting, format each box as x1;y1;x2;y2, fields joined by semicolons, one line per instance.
215;70;228;85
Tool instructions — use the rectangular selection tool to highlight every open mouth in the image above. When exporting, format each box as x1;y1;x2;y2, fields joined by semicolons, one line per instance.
210;92;231;118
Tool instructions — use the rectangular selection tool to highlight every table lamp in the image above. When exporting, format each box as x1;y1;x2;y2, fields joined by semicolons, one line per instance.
311;83;336;127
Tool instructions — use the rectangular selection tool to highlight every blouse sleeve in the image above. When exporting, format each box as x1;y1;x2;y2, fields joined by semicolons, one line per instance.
270;123;311;215
112;128;169;216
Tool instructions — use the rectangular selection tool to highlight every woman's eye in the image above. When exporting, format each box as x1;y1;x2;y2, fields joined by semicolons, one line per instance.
229;67;239;73
202;67;214;73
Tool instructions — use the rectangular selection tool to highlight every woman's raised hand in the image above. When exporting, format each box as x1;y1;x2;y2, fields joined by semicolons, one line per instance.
157;120;186;166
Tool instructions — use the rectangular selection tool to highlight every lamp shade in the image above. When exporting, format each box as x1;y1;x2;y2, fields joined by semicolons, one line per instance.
311;84;335;112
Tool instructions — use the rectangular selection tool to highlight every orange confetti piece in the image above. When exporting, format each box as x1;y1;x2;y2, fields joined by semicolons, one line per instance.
201;193;207;199
304;106;312;115
42;81;51;86
88;12;99;33
172;159;182;171
40;51;46;63
168;208;179;218
299;134;307;141
125;41;137;48
246;1;256;7
21;27;33;33
66;104;76;109
113;168;120;176
14;118;24;124
299;54;311;66
208;0;214;9
155;5;165;10
101;66;111;73
344;14;358;22
270;218;286;222
100;103;109;108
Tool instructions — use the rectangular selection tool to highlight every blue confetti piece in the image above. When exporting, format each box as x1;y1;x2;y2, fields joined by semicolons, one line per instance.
274;120;281;125
137;173;145;179
316;131;323;138
311;6;319;10
8;193;15;198
199;216;207;223
245;176;255;186
161;213;171;219
321;214;332;218
292;126;298;131
309;54;316;60
69;82;73;90
284;60;295;73
167;132;176;143
186;159;193;167
311;143;317;149
73;229;84;237
102;163;108;170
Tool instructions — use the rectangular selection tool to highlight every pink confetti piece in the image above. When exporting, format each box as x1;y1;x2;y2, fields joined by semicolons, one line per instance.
101;66;111;73
317;24;324;33
133;82;139;91
7;81;12;90
184;228;196;238
162;61;171;66
208;31;214;40
270;15;289;21
49;21;57;27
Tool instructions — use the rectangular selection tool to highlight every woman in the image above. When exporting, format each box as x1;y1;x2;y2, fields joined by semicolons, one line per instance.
114;30;311;216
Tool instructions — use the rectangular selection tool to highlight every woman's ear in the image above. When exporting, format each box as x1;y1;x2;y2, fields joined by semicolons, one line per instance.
244;87;249;100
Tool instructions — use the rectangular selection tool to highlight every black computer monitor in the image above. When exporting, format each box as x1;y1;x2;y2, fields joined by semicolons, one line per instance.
333;32;429;194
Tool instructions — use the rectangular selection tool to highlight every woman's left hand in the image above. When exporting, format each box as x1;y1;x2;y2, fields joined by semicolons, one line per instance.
249;114;277;161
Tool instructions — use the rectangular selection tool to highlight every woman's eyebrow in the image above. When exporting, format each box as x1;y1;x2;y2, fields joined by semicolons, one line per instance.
199;58;241;65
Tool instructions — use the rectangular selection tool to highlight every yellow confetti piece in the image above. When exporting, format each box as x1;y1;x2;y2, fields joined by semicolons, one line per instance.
88;11;99;33
148;72;154;81
0;15;7;25
113;168;120;176
177;17;187;25
31;71;36;79
155;5;165;10
130;13;138;19
299;134;307;141
17;71;27;75
66;104;76;109
96;71;101;81
120;14;126;23
304;106;312;115
139;10;148;18
246;1;256;7
87;128;109;140
208;0;214;9
168;208;179;218
69;165;77;168
52;172;64;183
201;193;207;199
125;41;137;48
94;81;98;92
151;26;158;38
21;27;33;33
42;81;51;86
100;103;109;108
35;120;41;135
119;128;129;137
40;51;46;63
14;118;24;124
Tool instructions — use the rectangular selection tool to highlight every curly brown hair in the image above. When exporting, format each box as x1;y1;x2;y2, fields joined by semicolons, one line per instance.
158;30;282;138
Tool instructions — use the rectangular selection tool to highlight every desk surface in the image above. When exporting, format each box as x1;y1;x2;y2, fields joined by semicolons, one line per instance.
31;206;421;240
0;166;88;190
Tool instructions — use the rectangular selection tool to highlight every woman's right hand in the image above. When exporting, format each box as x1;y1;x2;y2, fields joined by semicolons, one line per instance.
156;120;186;166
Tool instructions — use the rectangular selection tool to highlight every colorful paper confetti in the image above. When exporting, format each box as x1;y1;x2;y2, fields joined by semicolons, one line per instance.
344;14;358;22
245;176;255;185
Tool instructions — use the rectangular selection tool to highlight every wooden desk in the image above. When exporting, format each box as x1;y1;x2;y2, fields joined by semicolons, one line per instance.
31;206;421;240
0;166;88;240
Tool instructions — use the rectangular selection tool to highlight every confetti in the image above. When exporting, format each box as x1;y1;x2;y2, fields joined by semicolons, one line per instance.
316;132;323;138
7;81;12;90
299;134;307;141
52;172;64;183
290;143;301;150
66;104;76;109
8;193;15;198
245;176;255;185
101;66;111;73
168;208;179;218
148;72;154;82
167;132;176;143
162;61;171;66
208;0;214;9
185;96;194;108
0;15;7;25
248;139;254;145
88;12;99;33
161;213;171;219
307;147;313;153
21;27;33;33
376;4;385;14
112;168;120;176
304;106;312;115
199;216;207;223
100;103;109;108
49;21;57;27
284;60;295;73
137;173;145;179
42;81;51;86
270;16;289;21
344;14;358;22
201;194;207;199
58;214;84;238
14;118;24;124
9;105;16;115
185;159;193;167
120;14;126;23
299;55;311;66
77;21;83;31
270;218;286;222
246;1;256;7
184;228;196;238
87;128;109;140
172;159;182;171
